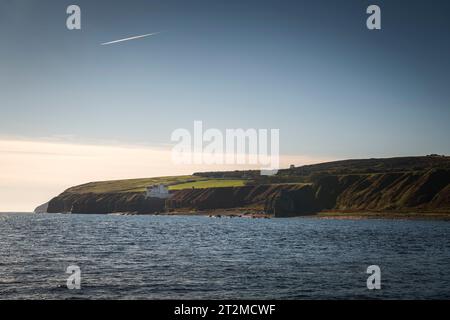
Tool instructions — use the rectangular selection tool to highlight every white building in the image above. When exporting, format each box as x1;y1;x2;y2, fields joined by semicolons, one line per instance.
145;184;171;199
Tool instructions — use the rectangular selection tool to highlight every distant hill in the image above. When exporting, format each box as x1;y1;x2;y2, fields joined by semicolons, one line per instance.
194;155;450;181
285;154;450;175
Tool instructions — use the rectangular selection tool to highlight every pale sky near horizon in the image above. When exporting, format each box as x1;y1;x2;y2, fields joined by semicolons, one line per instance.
1;0;450;211
0;138;331;212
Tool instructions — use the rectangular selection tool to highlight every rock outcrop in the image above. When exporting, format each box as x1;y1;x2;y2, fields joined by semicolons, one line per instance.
34;202;49;213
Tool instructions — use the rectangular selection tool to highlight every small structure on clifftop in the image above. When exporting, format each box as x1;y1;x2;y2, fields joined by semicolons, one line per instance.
145;184;171;199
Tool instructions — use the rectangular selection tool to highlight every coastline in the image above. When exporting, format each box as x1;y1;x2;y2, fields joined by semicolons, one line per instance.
109;209;450;221
39;156;450;218
113;207;273;219
316;211;450;221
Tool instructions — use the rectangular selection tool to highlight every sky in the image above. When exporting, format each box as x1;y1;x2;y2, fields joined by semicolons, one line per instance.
1;0;450;211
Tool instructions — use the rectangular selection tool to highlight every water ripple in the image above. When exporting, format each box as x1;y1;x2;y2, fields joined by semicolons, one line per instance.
0;213;449;299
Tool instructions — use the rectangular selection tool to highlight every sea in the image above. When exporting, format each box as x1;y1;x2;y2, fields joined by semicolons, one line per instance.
0;213;449;299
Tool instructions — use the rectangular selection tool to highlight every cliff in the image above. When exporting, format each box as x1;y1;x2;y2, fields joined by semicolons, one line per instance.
47;192;165;214
166;184;305;211
37;156;450;217
34;202;49;213
265;169;450;216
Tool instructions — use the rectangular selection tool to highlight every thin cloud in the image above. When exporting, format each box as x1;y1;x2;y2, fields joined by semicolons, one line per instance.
100;32;161;45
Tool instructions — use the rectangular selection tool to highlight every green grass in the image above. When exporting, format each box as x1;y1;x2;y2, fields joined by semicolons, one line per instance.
65;175;207;194
64;176;247;194
169;179;246;190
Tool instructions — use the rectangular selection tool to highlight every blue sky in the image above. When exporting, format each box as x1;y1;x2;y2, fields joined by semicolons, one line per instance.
1;0;450;158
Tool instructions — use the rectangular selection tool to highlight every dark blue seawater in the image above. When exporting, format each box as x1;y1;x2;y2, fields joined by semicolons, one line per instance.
0;213;449;299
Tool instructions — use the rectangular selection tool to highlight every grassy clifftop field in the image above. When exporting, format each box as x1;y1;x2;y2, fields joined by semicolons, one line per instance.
65;175;246;194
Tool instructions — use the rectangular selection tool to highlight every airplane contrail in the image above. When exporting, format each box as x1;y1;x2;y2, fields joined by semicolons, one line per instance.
100;32;161;45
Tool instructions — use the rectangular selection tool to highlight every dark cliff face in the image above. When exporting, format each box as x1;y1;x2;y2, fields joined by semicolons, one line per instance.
44;168;450;217
47;192;165;214
166;184;303;210
265;169;450;216
264;186;318;217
